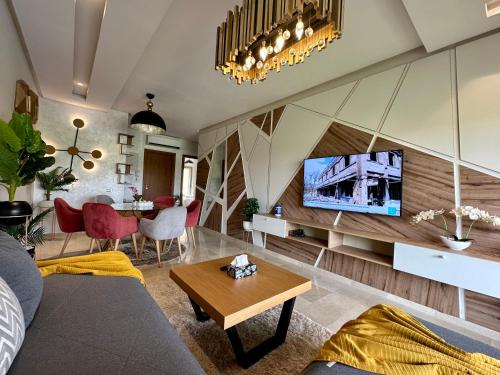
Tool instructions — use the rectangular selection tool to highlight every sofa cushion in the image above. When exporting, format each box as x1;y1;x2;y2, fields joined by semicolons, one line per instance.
9;274;205;375
0;276;25;374
0;231;43;326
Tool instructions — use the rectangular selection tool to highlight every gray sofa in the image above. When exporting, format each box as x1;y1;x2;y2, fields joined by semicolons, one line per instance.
303;319;500;374
9;274;206;374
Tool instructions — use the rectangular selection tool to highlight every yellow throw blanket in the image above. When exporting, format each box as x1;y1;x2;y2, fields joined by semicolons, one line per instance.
36;251;145;285
315;304;500;374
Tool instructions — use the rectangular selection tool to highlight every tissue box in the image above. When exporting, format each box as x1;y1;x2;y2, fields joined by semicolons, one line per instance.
227;263;257;279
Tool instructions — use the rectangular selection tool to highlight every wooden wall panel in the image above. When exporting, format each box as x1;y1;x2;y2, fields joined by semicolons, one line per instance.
227;194;247;241
196;157;210;190
226;131;240;168
465;291;500;332
195;188;204;204
204;203;222;232
275;123;372;225
460;166;500;255
323;252;459;315
250;112;266;128
338;137;455;245
227;157;245;209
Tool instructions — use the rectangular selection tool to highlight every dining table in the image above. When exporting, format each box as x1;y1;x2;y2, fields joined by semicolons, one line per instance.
111;202;162;219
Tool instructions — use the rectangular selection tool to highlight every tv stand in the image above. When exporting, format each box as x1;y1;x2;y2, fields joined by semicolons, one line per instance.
251;213;500;300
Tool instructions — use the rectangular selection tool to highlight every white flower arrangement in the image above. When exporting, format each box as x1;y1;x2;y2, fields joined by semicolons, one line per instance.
411;206;500;241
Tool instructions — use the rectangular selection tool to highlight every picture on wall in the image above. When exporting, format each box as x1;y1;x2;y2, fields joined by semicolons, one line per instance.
303;150;403;216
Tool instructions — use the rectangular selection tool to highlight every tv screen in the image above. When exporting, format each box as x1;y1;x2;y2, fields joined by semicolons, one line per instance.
303;150;403;216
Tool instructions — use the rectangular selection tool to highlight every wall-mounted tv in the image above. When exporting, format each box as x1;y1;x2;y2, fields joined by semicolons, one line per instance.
303;150;403;216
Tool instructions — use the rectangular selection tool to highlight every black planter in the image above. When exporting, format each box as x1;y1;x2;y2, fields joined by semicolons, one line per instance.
0;201;33;225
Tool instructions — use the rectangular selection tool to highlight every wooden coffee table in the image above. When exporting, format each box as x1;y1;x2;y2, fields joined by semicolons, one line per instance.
169;255;311;368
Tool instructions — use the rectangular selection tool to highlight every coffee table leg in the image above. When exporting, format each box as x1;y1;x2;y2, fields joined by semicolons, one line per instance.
225;297;296;369
189;298;210;322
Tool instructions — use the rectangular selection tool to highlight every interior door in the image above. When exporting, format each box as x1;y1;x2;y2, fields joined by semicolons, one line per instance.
142;149;176;201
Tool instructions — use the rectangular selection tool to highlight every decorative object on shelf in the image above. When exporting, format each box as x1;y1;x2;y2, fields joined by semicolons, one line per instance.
215;0;344;85
274;202;283;217
36;167;77;201
289;228;305;238
14;80;38;123
223;254;257;279
116;163;132;176
45;118;102;170
129;186;143;202
410;207;500;251
243;197;260;230
0;112;54;224
0;208;53;255
130;93;166;135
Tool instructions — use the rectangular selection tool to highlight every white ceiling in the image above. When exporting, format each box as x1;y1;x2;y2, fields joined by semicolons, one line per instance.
402;0;500;52
9;0;500;140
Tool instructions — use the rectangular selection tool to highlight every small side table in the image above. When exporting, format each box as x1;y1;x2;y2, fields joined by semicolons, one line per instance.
38;200;56;240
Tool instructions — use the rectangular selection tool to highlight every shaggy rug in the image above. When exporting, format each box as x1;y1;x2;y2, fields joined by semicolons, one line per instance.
146;276;332;374
120;238;187;266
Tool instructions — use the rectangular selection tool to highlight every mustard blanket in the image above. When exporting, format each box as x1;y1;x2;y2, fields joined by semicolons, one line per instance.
315;304;500;374
36;251;145;285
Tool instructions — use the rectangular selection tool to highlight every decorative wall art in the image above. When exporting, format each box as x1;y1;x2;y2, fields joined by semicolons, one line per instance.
45;119;102;170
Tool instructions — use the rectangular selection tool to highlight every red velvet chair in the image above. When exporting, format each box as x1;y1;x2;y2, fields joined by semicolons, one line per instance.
82;203;138;257
185;200;201;248
153;196;176;208
54;198;85;256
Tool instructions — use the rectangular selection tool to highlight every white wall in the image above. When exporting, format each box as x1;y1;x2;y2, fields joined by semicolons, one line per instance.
0;0;36;202
33;98;129;208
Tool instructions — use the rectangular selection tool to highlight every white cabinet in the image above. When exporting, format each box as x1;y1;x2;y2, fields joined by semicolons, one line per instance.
394;243;500;298
252;214;287;238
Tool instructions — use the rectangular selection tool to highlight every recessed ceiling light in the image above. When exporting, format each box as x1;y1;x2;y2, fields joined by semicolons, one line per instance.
485;0;500;17
76;82;85;87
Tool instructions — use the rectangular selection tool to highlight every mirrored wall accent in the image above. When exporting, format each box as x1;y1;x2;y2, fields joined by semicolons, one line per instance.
208;142;226;196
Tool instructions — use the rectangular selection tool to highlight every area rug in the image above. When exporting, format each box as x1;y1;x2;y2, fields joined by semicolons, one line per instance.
120;238;186;266
146;276;332;374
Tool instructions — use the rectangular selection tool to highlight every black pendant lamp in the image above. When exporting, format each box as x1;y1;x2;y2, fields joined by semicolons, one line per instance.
130;93;166;135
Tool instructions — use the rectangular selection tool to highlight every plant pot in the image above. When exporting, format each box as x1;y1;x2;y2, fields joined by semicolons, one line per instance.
243;221;253;231
38;200;54;209
440;235;473;251
0;201;33;225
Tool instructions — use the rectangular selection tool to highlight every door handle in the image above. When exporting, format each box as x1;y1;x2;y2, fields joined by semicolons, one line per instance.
145;184;150;190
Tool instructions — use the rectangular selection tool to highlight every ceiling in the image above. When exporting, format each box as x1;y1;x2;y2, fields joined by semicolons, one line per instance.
9;0;500;140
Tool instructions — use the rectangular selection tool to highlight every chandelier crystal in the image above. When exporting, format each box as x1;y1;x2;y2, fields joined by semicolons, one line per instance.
215;0;344;85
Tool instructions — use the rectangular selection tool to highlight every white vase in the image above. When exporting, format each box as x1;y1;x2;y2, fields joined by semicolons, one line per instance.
243;221;253;231
440;235;473;251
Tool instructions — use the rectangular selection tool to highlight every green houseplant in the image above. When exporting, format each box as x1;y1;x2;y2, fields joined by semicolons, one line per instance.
0;208;53;254
0;112;55;224
37;167;77;201
242;198;260;231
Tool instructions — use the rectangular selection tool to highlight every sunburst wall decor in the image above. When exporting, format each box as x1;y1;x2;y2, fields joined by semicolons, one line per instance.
45;119;102;170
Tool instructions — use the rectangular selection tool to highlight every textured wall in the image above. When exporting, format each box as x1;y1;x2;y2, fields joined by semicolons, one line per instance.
33;98;129;208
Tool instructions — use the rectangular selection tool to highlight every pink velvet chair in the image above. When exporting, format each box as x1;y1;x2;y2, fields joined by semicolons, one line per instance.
153;196;176;208
185;200;201;248
54;198;85;256
82;203;138;257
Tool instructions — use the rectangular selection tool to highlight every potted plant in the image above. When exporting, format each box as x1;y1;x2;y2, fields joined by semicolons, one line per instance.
37;167;77;202
242;198;259;231
0;113;55;224
0;208;53;256
411;206;500;251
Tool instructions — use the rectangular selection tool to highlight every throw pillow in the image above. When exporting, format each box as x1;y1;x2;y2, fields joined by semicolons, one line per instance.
0;231;43;327
0;276;25;375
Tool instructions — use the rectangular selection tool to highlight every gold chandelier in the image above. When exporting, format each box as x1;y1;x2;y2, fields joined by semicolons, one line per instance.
215;0;344;85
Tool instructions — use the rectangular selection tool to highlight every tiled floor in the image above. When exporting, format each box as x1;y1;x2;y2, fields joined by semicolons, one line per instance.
38;226;500;349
